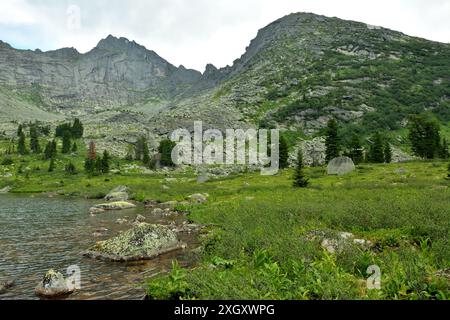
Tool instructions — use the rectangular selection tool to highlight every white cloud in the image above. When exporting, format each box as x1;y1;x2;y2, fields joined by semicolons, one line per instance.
0;0;448;71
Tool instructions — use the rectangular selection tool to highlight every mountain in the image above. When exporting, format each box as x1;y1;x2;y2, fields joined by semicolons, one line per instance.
0;12;449;152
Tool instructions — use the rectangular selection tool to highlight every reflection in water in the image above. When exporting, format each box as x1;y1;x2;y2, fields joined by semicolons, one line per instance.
0;194;198;300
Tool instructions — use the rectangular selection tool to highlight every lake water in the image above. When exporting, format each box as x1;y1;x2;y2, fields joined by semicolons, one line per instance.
0;194;197;300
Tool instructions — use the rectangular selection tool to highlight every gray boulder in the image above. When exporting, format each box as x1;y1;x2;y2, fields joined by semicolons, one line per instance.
35;269;73;298
83;223;183;262
0;186;11;194
327;157;355;175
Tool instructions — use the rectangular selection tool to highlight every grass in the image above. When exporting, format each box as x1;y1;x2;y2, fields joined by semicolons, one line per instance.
0;144;449;299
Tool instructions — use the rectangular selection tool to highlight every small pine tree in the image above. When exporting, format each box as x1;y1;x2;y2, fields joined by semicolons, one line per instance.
384;142;392;163
62;131;71;154
279;134;289;169
369;132;385;163
71;118;84;139
88;141;96;160
101;150;110;173
293;148;309;188
72;142;78;153
17;127;28;155
48;157;56;172
29;125;41;154
325;119;340;162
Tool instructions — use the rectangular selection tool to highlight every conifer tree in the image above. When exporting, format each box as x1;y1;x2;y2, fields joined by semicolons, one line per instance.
62;131;71;154
159;139;176;167
325;119;340;162
29;125;41;154
17;128;28;155
369;132;385;163
72;142;78;153
101;150;110;173
279;134;289;169
384;142;393;163
293;147;309;188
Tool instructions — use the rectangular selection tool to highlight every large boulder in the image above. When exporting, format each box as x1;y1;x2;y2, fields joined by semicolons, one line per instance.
83;223;183;262
104;186;129;202
327;157;356;175
35;269;74;298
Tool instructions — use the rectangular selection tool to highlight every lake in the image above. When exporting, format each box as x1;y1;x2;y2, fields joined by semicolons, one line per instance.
0;194;196;300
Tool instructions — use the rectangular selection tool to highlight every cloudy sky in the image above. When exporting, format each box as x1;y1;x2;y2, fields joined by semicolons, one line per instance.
0;0;449;71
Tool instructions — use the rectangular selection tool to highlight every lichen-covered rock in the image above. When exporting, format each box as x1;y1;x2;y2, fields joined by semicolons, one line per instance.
83;223;182;262
89;207;105;214
306;230;372;254
93;201;136;211
327;157;356;175
35;269;73;298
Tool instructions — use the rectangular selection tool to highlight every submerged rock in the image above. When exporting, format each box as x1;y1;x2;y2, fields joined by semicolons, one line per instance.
93;201;136;211
35;269;73;298
0;279;14;294
83;223;183;262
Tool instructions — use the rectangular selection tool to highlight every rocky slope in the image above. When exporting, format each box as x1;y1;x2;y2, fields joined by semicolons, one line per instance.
0;12;449;153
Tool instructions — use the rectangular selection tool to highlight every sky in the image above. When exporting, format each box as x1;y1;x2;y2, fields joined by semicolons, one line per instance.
0;0;449;72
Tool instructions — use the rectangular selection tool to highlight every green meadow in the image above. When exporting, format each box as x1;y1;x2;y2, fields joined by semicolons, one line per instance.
1;141;448;300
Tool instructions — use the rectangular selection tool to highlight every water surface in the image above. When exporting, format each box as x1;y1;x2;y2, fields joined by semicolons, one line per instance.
0;194;197;300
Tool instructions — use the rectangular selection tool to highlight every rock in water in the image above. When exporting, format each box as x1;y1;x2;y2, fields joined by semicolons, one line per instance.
83;223;183;262
327;157;355;175
35;269;73;298
0;280;14;294
93;201;136;211
105;186;129;201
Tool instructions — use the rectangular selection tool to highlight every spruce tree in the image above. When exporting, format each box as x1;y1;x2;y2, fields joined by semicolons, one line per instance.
325;119;340;162
279;134;289;169
369;132;385;163
71;118;84;139
408;114;441;159
29;125;41;154
44;141;53;160
72;142;78;153
17;130;28;155
142;140;150;165
384;142;393;163
84;158;95;175
293;147;309;188
62;131;71;154
101;150;110;173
